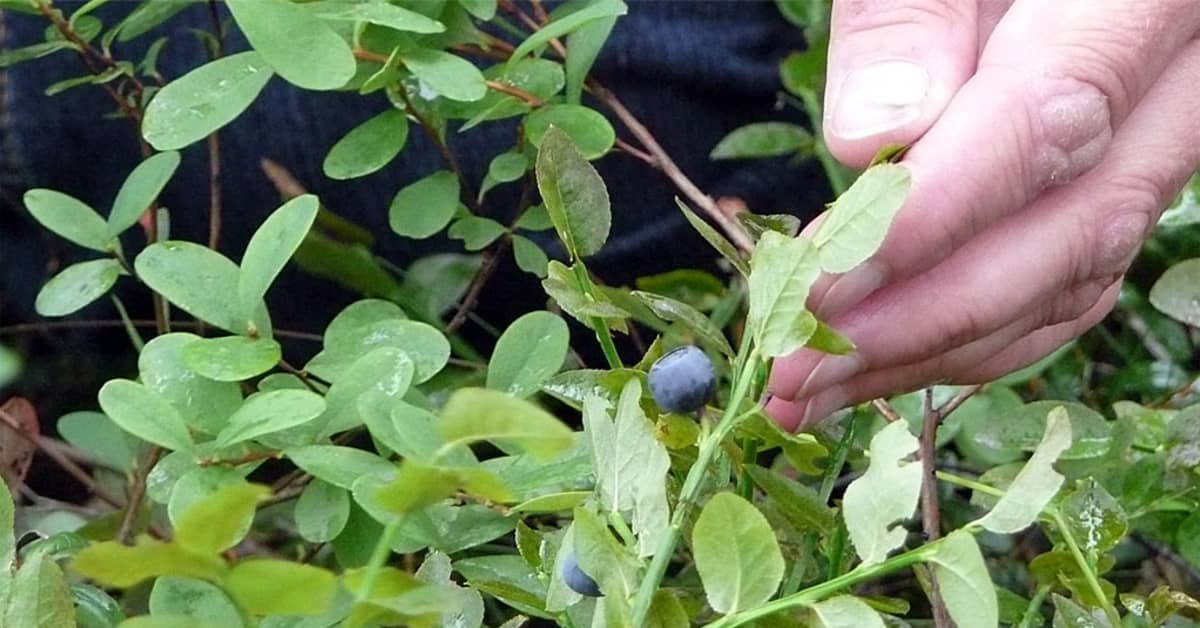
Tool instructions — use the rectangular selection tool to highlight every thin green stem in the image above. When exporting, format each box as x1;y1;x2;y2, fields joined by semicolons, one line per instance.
935;470;1004;498
1049;510;1121;626
630;337;759;625
1018;585;1051;628
819;409;861;503
110;296;144;352
571;262;622;368
708;540;943;627
799;90;850;196
356;520;401;602
737;437;759;500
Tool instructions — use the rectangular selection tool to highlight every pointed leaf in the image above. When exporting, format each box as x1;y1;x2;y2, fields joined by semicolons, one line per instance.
631;290;734;356
535;126;611;258
70;538;226;588
237;194;319;321
507;0;627;69
813;163;910;273
109;151;180;236
143;52;273;151
676;198;749;275
976;406;1072;533
448;216;506;251
747;231;821;357
710;122;813;160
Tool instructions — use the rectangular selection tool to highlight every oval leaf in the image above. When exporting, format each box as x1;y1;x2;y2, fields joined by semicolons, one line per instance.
323;109;409;180
225;0;355;90
813;163;910;273
389;171;461;239
440;388;574;460
631;290;734;356
1150;258;1200;327
237;194;320;321
747;231;821;357
692;492;785;615
401;48;487;102
926;530;998;628
216;390;326;447
23;189;111;252
109;151;181;236
710;122;813;160
487;311;570;398
143;52;273;151
526;104;615;160
34;259;122;317
180;336;281;382
98;379;194;452
136;241;269;335
295;480;350;543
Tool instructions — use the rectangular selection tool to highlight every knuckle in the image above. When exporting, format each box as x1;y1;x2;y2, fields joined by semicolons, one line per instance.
835;0;972;36
1022;75;1115;187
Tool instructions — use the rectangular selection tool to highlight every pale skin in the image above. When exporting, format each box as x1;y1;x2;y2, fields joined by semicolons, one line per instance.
767;0;1200;430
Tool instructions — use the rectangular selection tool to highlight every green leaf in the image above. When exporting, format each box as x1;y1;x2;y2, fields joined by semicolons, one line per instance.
973;401;1110;460
306;319;450;384
512;235;549;277
571;508;641;601
238;194;320;322
71;538;226;588
309;1;445;33
389;171;462;239
5;554;76;628
175;482;268;555
747;231;821;357
295;480;350;543
167;467;250;527
1159;172;1200;228
440;388;575;460
318;346;415;438
0;40;72;68
1149;258;1200;326
224;559;337;616
976;406;1072;533
738;213;802;241
676;198;750;275
813;163;910;273
34;258;123;317
116;0;192;42
98;379;194;452
0;345;19;390
693;492;785;615
926;530;998;628
180;336;281;382
510;491;590;514
584;379;671;557
135;241;269;335
565;12;617;104
448;216;506;251
374;460;512;515
138;333;243;436
109;151;180;236
24;189;112;252
487;311;570;398
401;48;487;102
535;126;611;258
225;0;354;90
286;445;395;491
479;151;528;201
71;583;125;628
745;465;835;531
516;204;553;231
323;109;409;180
843;420;922;565
149;577;243;628
526;105;616;160
1059;478;1127;554
806;319;856;355
143;52;274;151
541;261;630;332
710;122;813;160
506;0;627;69
807;595;886;628
397;254;481;321
631;290;734;356
216;390;326;447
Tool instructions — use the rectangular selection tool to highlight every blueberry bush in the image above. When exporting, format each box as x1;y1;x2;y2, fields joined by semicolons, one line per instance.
2;1;1200;627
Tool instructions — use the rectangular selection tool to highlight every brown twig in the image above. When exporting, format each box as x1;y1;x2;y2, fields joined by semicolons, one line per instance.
0;407;123;508
484;79;545;106
920;388;950;628
588;82;755;252
199;449;281;467
500;0;566;57
205;1;225;251
0;319;321;342
935;384;982;420
392;84;478;211
614;138;656;165
871;398;902;423
117;446;161;545
445;241;510;334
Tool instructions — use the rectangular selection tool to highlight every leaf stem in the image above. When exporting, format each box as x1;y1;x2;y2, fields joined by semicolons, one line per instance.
796;89;849;196
571;262;622;369
708;540;943;627
630;336;759;625
1049;509;1121;626
357;520;401;602
1018;585;1051;628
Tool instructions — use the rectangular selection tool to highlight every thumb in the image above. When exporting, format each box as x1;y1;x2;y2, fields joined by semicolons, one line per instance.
824;1;981;166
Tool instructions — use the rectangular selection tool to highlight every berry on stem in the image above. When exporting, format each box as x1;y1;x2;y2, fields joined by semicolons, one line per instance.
561;552;602;597
648;345;715;414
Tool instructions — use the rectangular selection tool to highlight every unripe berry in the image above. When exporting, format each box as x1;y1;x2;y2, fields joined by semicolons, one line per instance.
648;345;715;414
561;552;602;597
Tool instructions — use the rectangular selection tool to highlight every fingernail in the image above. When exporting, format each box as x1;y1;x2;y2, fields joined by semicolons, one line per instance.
830;60;929;140
795;354;862;400
799;386;850;429
814;260;887;318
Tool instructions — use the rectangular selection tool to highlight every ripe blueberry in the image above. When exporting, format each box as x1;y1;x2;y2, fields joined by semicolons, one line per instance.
561;552;602;597
648;345;715;414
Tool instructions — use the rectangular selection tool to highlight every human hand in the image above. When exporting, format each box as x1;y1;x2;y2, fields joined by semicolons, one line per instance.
767;0;1200;430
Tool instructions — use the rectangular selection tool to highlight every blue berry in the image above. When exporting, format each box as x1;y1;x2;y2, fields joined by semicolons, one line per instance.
562;552;602;597
648;345;715;414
